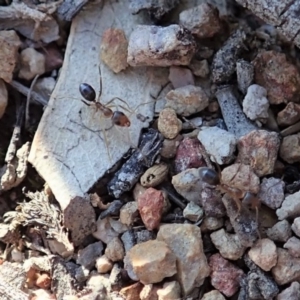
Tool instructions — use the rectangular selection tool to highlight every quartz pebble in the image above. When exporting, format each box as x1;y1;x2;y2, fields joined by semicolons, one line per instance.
96;255;113;274
291;217;300;237
104;237;125;262
76;242;103;270
198;126;237;165
209;253;244;297
168;66;194;88
257;177;285;209
189;59;210;78
124;240;177;284
280;133;300;163
0;30;21;82
276;282;300;300
236;59;254;94
277;102;300;126
119;202;138;226
174;137;205;174
0;78;8;119
237;130;280;177
165;85;209;117
276;191;300;220
157;224;210;295
158;108;182;139
183;202;203;222
243;84;269;122
127;25;196;67
272;248;300;285
138;187;165;230
93;217;128;244
200;216;224;232
283;237;300;258
156;281;181;300
201;290;226;300
248;238;277;271
140;284;159;300
179;3;221;38
253;50;300;104
210;229;246;260
266;220;292;242
100;28;128;73
19;48;46;80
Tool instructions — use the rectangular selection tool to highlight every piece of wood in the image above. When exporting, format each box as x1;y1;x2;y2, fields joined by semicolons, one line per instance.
28;1;168;244
236;0;300;48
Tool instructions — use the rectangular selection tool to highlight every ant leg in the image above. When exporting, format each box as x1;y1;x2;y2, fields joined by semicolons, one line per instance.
101;127;112;163
255;206;261;240
81;99;91;106
96;65;103;103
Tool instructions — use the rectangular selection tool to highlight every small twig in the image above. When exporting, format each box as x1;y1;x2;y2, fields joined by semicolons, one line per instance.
9;80;48;106
25;75;40;129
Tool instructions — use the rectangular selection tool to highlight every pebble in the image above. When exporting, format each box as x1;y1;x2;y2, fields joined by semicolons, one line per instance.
201;186;226;218
135;229;156;244
221;163;260;194
96;255;113;274
222;195;259;247
104;237;125;262
200;216;224;232
121;230;136;252
127;25;196;67
291;217;300;237
158;108;182;139
280;133;300;163
272;248;300;285
277;102;300;126
100;28;128;73
248;238;277;271
209;253;244;297
276;282;300;300
109;263;123;291
19;48;46;80
140;163;168;187
156;281;181;300
174;137;206;173
93;217;128;244
168;66;194;88
284;237;300;258
165;85;209;117
140;284;159;300
160;136;182;159
257;177;285;209
236;59;254;94
0;79;7;119
171;168;204;204
11;247;24;262
0;30;21;82
124;240;177;284
179;3;221;38
133;183;147;202
137;187;165;230
276;191;300;220
76;241;103;270
242;84;269;122
119;202;139;226
157;224;210;295
190;59;210;78
33;77;55;100
43;43;63;73
210;229;247;260
201;290;226;300
253;50;300;104
120;282;143;300
183;202;203;222
198;126;237;165
237;130;280;177
266;220;292;242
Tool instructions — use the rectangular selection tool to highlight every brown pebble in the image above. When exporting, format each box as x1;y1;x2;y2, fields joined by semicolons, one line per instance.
158;108;182;139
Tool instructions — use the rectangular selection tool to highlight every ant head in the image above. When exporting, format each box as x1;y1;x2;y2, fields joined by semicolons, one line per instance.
79;83;96;102
199;167;220;186
112;111;131;127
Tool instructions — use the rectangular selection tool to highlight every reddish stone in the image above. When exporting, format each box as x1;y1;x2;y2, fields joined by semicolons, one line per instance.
209;253;245;297
253;50;300;104
174;137;206;173
138;188;165;230
120;282;143;300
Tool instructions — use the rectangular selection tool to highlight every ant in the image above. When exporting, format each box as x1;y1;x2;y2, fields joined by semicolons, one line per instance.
199;165;261;231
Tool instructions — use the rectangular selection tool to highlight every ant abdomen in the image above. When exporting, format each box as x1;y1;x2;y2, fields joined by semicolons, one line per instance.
79;83;96;102
199;167;220;186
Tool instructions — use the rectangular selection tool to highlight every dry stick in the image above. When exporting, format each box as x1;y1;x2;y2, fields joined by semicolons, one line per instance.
9;80;48;106
25;74;40;130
